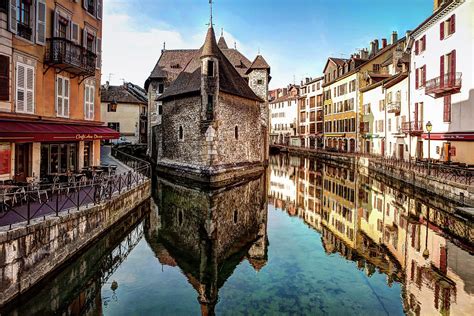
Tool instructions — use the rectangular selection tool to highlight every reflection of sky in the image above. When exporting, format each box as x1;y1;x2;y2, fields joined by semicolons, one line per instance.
101;206;404;315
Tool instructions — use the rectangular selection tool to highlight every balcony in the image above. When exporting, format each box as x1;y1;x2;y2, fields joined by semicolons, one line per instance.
425;72;462;98
45;38;97;76
401;121;423;135
386;100;401;114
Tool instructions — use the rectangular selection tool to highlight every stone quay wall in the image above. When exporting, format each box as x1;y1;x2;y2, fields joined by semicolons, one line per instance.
0;180;151;306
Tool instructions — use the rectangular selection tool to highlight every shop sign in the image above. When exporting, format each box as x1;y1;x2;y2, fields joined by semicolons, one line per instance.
0;143;11;175
75;134;105;141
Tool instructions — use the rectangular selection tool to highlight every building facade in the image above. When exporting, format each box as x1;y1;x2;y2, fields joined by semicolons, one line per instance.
298;77;324;149
269;85;299;146
101;82;148;144
0;0;116;183
153;25;270;183
409;0;474;163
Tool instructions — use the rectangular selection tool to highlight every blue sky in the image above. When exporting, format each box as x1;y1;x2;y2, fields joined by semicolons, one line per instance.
102;0;433;89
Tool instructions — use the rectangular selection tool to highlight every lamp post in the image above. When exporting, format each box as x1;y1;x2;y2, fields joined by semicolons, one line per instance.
426;121;433;176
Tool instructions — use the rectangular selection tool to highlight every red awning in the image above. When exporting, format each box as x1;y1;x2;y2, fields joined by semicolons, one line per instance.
422;132;474;141
0;121;120;142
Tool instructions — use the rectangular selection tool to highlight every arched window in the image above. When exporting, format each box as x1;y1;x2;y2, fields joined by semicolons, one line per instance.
179;126;183;140
234;125;239;140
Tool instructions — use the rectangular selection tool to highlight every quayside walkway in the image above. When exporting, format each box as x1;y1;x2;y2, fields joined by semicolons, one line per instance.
0;147;150;229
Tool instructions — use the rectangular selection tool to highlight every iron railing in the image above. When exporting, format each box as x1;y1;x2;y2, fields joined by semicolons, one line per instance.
0;149;150;228
45;37;96;75
401;121;424;134
425;72;462;95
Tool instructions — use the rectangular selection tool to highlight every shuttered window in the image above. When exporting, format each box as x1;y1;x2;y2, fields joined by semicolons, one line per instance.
96;37;102;69
16;62;35;114
9;0;17;34
84;81;95;120
36;0;46;45
0;55;9;101
56;75;70;117
71;22;80;44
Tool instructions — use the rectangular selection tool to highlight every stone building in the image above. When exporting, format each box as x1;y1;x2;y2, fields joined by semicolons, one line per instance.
145;25;270;183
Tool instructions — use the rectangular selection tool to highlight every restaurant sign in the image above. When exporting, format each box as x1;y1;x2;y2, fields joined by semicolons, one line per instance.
75;134;106;141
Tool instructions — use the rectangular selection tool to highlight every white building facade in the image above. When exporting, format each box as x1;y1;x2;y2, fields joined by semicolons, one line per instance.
410;0;474;163
269;86;299;145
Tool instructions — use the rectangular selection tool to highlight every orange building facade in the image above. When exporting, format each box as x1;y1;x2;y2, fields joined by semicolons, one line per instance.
0;0;117;182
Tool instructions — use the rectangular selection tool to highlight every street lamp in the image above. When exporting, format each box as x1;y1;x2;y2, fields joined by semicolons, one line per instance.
426;121;433;176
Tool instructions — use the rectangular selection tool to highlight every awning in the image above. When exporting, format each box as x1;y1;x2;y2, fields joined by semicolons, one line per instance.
0;121;120;142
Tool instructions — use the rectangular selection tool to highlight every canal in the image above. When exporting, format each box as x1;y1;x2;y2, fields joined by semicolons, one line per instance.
2;154;473;315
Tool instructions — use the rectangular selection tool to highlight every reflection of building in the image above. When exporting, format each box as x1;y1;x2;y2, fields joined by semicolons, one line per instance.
100;82;148;144
269;154;297;215
147;174;268;315
269;154;474;314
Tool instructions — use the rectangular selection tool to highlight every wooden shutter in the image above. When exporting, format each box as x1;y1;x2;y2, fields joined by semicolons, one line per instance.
422;35;426;51
443;95;451;122
450;50;456;85
422;66;426;87
9;0;17;34
96;37;101;69
415;68;419;89
440;22;444;40
16;63;25;112
36;0;47;45
450;14;455;34
57;76;63;115
440;55;445;88
0;55;9;101
71;22;79;43
97;0;102;20
414;103;418;125
415;40;419;55
26;66;34;113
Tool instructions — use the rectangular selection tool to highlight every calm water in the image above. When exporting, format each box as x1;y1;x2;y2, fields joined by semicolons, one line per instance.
3;154;474;315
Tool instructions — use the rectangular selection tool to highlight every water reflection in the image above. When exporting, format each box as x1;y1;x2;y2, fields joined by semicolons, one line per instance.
146;174;269;315
269;154;474;315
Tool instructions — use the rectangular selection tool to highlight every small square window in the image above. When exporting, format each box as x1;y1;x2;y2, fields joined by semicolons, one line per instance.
257;79;263;85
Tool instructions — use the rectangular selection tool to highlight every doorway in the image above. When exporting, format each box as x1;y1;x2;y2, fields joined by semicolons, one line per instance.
15;143;31;182
398;144;404;160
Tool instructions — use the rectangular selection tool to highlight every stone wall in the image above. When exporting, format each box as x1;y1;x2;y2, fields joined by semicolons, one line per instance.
0;180;151;306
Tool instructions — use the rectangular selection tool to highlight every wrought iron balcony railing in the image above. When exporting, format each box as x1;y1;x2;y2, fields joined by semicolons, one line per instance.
425;72;462;98
386;100;401;114
401;121;424;135
45;37;97;76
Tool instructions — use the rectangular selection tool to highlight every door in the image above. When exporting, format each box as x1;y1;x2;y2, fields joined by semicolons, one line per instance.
443;142;451;162
15;143;31;182
398;144;404;160
417;140;423;159
381;140;385;156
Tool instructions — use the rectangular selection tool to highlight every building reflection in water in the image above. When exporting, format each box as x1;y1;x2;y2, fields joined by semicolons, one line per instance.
269;154;474;316
145;173;269;316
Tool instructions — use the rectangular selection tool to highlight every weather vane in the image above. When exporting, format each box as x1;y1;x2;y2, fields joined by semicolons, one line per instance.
207;0;214;27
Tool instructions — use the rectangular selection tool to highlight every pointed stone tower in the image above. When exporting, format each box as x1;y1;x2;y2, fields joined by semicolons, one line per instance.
247;55;271;162
217;28;228;49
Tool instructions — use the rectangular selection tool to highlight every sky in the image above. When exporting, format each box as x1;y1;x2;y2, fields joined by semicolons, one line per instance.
101;0;433;89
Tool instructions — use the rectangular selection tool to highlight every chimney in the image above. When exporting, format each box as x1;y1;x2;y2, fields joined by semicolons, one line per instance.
374;39;379;54
105;81;110;90
391;31;398;44
305;77;310;84
382;38;387;48
360;49;369;60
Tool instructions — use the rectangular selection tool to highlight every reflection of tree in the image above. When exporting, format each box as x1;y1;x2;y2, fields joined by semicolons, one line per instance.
146;174;269;316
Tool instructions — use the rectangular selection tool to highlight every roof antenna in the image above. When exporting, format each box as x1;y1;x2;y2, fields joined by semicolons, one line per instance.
162;42;166;52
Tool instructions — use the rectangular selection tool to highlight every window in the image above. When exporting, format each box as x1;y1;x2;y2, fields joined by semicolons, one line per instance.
440;14;455;40
415;66;426;89
158;104;163;115
17;0;33;41
207;94;213;120
56;75;70;117
84;80;95;120
16;62;34;114
234;125;239;140
233;210;238;224
107;103;117;112
108;122;120;132
207;60;214;77
158;83;164;94
257;79;263;85
178;125;184;141
0;55;9;101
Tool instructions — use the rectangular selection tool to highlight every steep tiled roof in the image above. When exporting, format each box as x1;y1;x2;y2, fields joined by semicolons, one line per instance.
246;55;270;74
218;36;229;49
101;83;147;104
158;26;262;102
148;49;196;81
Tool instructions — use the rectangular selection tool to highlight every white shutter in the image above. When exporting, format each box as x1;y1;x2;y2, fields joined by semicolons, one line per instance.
90;84;95;119
96;38;101;69
26;66;34;113
9;0;18;34
36;0;47;45
83;0;88;10
71;22;79;44
64;78;69;117
82;28;87;48
97;0;102;20
57;76;63;116
16;63;25;112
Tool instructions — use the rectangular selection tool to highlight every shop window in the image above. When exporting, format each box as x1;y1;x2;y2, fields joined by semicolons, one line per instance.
84;142;92;168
